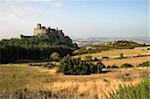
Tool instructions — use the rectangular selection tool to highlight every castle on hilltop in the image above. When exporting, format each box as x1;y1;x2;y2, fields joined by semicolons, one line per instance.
21;23;73;43
34;23;65;40
34;24;62;36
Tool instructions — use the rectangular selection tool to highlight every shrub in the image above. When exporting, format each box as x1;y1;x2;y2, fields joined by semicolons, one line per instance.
84;55;93;62
121;63;133;68
120;53;124;58
28;62;55;69
102;56;109;59
106;64;118;69
105;79;150;99
43;62;55;68
93;57;99;61
28;63;43;67
139;61;150;67
50;52;60;61
111;64;119;68
58;56;105;75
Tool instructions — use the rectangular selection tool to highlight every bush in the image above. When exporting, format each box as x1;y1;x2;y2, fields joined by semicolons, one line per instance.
28;63;43;67
105;79;150;99
50;52;60;61
121;63;133;68
43;62;55;68
84;55;93;62
139;61;150;67
102;56;109;59
107;64;118;69
93;57;99;61
120;53;124;58
28;62;55;69
58;56;105;75
111;64;119;68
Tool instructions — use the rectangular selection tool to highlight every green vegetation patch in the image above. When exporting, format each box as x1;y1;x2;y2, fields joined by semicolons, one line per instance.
58;56;105;75
138;61;150;67
121;63;133;68
105;79;150;99
0;36;76;63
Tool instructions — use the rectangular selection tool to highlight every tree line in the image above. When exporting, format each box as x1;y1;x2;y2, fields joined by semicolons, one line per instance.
0;36;77;63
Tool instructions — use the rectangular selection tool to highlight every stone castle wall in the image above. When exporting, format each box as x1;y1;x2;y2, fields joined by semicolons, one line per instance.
34;28;47;36
20;24;73;45
33;24;72;43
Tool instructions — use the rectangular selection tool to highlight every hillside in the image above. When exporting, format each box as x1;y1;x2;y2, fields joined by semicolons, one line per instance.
0;25;77;63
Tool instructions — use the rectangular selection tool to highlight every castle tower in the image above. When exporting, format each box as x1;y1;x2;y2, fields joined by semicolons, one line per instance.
37;23;41;29
34;23;46;36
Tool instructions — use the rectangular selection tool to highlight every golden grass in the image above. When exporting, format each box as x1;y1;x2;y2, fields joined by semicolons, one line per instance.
41;67;149;99
102;56;150;67
0;63;149;98
75;47;150;59
1;46;150;98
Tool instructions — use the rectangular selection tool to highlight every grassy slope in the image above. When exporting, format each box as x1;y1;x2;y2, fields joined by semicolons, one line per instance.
74;46;150;67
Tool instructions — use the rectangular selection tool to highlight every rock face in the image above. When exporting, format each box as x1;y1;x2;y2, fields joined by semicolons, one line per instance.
34;23;72;43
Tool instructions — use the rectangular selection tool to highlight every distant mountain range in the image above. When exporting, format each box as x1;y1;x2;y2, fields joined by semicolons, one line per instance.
73;37;150;47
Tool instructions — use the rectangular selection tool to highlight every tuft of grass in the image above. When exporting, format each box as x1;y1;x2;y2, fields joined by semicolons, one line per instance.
138;61;150;67
121;63;133;68
105;79;150;99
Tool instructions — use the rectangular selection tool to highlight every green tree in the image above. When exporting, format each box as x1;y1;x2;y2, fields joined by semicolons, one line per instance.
50;52;60;61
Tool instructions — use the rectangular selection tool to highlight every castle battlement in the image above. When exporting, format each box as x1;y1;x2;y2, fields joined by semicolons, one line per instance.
34;23;70;42
21;23;72;44
34;23;63;36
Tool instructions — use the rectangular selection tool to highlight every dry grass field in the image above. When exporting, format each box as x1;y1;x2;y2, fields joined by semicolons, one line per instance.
0;63;149;99
0;46;150;99
75;46;150;67
102;56;150;67
75;46;150;59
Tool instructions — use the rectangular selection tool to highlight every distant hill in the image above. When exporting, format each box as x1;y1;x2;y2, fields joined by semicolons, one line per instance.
73;37;150;47
73;40;149;55
92;40;146;49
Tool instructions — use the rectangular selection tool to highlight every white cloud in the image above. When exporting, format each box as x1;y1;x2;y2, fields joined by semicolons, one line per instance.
0;0;42;18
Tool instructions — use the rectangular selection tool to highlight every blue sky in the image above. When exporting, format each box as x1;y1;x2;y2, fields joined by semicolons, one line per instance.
0;0;148;39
